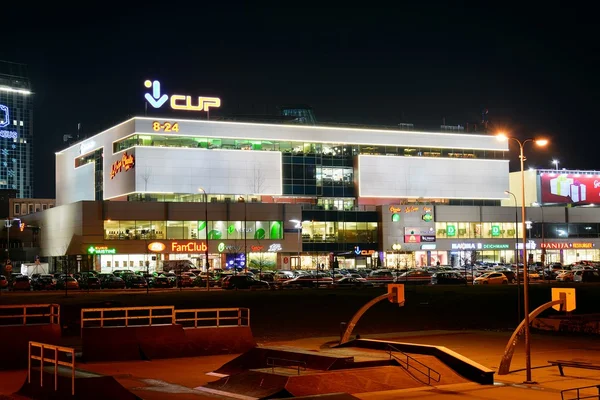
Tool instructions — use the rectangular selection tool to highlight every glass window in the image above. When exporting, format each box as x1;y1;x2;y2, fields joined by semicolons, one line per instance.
42;204;47;210
184;221;198;239
14;203;20;215
104;220;120;240
254;221;269;239
197;220;207;239
119;221;136;239
151;221;165;239
269;221;283;240
227;221;243;240
137;221;152;239
209;221;225;240
166;221;183;239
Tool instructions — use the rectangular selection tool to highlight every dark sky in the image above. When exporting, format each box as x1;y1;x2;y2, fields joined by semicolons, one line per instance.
4;3;599;198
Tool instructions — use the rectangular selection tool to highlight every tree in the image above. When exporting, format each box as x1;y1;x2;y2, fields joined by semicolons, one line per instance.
141;167;152;193
248;164;266;195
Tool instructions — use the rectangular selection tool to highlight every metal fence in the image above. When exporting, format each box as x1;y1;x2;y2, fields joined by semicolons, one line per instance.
0;304;59;326
80;306;175;334
174;308;250;328
28;341;75;396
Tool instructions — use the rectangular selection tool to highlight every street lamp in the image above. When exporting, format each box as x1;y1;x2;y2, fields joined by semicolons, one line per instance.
198;188;210;291
552;159;559;171
505;190;521;325
290;219;302;270
497;132;548;384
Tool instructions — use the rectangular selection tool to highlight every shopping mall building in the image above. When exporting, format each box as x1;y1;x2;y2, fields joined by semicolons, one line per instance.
21;116;600;272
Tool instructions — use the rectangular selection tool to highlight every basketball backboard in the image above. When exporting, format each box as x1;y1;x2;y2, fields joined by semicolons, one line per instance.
551;288;576;312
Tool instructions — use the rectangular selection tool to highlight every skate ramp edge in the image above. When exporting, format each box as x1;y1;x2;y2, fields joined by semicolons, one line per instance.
18;366;140;400
0;324;61;370
336;338;494;385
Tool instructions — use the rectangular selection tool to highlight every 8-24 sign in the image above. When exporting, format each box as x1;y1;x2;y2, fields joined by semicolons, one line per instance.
152;121;180;132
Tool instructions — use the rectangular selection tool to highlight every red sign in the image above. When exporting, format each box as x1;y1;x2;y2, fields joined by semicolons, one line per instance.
250;245;264;252
283;257;289;264
110;152;135;179
404;235;421;243
540;242;594;250
540;173;600;205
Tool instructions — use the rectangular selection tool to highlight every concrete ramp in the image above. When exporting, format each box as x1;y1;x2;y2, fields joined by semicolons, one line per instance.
0;324;61;369
213;346;354;375
18;366;140;400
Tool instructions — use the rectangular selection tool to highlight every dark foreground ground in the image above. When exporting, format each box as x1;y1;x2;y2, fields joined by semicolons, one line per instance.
0;283;594;340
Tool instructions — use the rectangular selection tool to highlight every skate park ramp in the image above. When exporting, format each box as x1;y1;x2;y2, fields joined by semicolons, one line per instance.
202;345;471;398
17;366;140;400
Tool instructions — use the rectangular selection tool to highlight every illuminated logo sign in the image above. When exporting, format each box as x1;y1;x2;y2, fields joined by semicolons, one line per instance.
250;245;264;252
354;246;375;256
147;242;166;252
404;235;420;243
421;244;437;250
422;213;433;222
491;225;501;237
87;246;116;255
110;152;135;179
0;104;18;140
516;240;537;250
451;243;510;250
171;241;208;252
483;244;510;249
218;242;226;252
144;80;221;112
446;225;457;237
268;243;282;252
540;242;595;250
391;244;402;250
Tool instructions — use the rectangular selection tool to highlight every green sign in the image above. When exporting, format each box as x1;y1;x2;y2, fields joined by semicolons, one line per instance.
483;244;510;250
391;213;401;222
422;213;433;222
217;242;225;252
87;246;116;255
446;225;457;237
491;225;501;237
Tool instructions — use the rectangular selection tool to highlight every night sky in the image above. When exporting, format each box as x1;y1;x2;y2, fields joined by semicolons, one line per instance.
4;4;598;198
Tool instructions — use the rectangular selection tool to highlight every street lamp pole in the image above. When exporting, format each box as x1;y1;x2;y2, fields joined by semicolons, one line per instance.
552;159;559;171
498;133;548;384
290;219;302;270
505;190;520;325
198;188;210;291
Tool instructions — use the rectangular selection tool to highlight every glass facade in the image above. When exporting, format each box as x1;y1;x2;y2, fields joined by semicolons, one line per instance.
301;221;378;243
104;220;283;240
436;222;523;239
0;62;33;198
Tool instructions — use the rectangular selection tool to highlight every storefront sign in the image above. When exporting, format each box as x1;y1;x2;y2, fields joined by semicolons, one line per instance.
171;241;207;252
404;227;435;236
446;225;457;237
217;242;226;252
540;242;595;250
483;244;510;249
148;242;166;252
404;235;420;243
421;235;436;242
540;172;600;205
87;245;116;255
268;243;283;252
421;244;437;250
452;243;479;250
110;152;135;179
354;246;375;256
144;80;221;113
491;225;501;237
389;205;432;214
516;241;537;250
391;244;402;250
250;245;264;252
451;243;511;250
422;212;433;222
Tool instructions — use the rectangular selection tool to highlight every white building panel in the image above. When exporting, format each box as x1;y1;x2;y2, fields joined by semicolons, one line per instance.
132;147;282;196
358;155;509;199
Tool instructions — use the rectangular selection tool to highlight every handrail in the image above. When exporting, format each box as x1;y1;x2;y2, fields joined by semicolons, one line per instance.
0;304;59;326
266;357;307;375
28;341;75;396
174;308;250;328
80;306;175;334
387;344;441;385
561;384;600;400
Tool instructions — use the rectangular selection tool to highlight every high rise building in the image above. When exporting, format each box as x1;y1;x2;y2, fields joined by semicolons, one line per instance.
0;61;33;198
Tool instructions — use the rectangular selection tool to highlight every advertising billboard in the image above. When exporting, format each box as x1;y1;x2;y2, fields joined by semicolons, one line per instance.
540;173;600;205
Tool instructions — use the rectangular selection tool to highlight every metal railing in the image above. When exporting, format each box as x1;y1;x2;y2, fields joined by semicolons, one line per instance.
387;344;441;386
174;308;250;328
28;341;75;396
80;306;175;334
266;357;307;375
0;304;59;326
562;385;600;400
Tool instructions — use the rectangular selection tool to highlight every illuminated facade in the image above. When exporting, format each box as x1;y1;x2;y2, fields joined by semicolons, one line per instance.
0;62;33;198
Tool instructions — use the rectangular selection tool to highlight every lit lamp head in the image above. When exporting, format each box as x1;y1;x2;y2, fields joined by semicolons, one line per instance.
496;132;507;141
535;139;549;147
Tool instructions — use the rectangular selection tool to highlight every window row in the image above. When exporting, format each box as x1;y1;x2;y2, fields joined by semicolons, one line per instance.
113;134;506;160
301;221;378;243
103;220;284;240
13;202;54;215
436;222;524;239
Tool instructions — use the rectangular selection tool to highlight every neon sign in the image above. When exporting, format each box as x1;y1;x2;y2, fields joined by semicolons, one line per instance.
144;80;221;112
0;104;18;140
389;205;424;214
148;242;166;252
171;241;208;252
110;152;135;179
87;246;116;255
354;246;375;256
540;242;594;250
152;121;179;132
250;245;264;252
268;243;282;252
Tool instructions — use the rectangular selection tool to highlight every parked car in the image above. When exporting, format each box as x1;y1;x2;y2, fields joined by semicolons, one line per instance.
56;276;80;290
79;276;101;289
499;270;517;284
556;271;575;282
574;270;600;283
333;277;374;288
222;275;270;290
0;275;7;290
32;274;57;290
474;272;509;285
176;274;194;288
282;275;333;288
431;272;467;285
12;275;31;291
113;269;135;278
395;270;432;285
101;275;126;289
150;276;171;288
125;275;148;289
